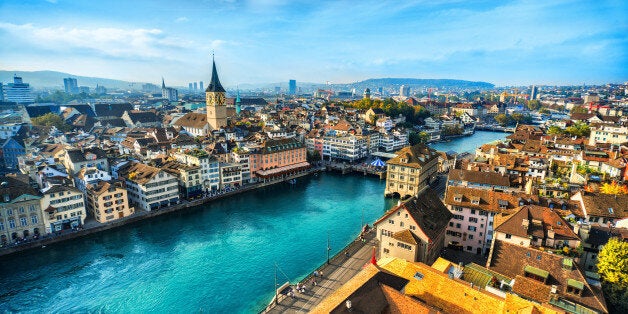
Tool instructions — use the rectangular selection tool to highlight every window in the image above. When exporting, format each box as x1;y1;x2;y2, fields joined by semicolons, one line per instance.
505;234;512;239
31;215;38;224
456;223;461;228
466;246;472;251
7;209;13;216
19;207;25;213
471;209;476;214
449;222;454;227
389;219;394;224
29;205;36;212
0;221;3;231
20;217;27;226
400;222;404;227
469;217;478;223
468;226;477;232
409;225;415;230
8;219;15;229
469;235;474;239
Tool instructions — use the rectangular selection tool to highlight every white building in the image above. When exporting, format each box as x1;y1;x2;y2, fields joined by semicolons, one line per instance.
323;135;368;162
171;149;220;191
3;76;34;104
40;185;86;233
117;161;180;211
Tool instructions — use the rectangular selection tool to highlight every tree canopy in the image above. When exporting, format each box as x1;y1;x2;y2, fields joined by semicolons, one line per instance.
597;238;628;313
30;112;72;132
344;98;430;124
599;181;628;195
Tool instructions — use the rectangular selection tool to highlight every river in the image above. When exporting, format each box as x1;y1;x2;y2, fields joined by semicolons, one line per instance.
0;173;396;313
429;130;507;154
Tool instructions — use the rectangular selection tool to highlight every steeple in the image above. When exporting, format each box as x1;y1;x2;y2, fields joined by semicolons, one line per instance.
206;56;225;93
161;77;166;89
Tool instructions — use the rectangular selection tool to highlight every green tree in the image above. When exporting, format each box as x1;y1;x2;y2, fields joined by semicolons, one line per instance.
597;238;628;313
494;114;512;127
547;126;564;135
30;112;72;132
526;100;541;111
565;122;590;137
409;131;430;145
571;105;588;114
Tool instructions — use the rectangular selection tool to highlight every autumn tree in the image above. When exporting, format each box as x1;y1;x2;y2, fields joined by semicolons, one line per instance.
597;238;628;313
599;181;628;195
494;114;512;127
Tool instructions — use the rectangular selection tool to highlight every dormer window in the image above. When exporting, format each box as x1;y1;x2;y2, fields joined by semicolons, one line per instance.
524;265;549;283
471;197;480;205
498;200;508;209
453;194;463;202
566;279;584;296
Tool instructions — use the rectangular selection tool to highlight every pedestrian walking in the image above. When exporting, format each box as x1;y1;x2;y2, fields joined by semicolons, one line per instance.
320;271;324;278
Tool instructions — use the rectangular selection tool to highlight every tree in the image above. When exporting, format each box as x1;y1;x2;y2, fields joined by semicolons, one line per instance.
565;122;590;137
30;112;72;132
571;105;588;114
597;238;628;313
547;125;564;135
526;100;541;111
599;181;628;195
409;131;430;145
494;114;512;127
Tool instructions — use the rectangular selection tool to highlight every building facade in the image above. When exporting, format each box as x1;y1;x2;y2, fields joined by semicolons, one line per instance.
117;161;179;212
86;181;133;223
0;177;44;245
385;144;439;198
40;185;86;233
206;59;227;130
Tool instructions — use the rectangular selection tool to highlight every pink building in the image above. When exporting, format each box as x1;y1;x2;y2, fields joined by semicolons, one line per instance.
250;138;309;181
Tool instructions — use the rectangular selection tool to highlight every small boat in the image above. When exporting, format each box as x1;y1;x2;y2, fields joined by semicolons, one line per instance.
288;179;297;184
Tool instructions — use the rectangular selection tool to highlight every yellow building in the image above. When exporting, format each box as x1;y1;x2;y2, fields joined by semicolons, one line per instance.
86;181;133;223
385;144;439;198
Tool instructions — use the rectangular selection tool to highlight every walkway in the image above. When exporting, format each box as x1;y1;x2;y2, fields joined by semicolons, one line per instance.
261;231;377;313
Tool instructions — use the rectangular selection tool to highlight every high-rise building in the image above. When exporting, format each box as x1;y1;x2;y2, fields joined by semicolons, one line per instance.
95;84;107;95
399;85;410;97
63;77;79;94
275;86;281;94
4;75;34;104
161;78;178;101
0;83;4;102
78;86;90;94
206;58;227;130
199;81;204;91
189;83;194;91
530;85;539;100
289;79;297;95
194;82;198;91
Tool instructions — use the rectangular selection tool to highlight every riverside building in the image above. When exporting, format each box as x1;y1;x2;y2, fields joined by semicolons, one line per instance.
0;176;44;244
117;161;179;211
86;180;133;223
384;144;439;198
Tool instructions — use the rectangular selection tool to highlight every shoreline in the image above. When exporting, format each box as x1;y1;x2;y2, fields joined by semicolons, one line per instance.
0;168;320;258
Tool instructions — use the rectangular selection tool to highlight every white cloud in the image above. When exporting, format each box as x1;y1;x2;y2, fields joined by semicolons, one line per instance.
0;23;196;60
175;17;188;23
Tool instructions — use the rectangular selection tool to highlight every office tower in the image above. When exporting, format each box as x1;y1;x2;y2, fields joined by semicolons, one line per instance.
199;81;204;91
64;77;79;94
194;82;198;91
399;85;410;97
189;83;194;91
530;85;539;100
4;75;34;104
289;80;296;95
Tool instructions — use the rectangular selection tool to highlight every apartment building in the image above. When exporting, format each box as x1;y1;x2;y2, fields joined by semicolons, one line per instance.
0;176;44;244
385;144;439;198
40;185;86;233
117;161;179;211
86;180;133;223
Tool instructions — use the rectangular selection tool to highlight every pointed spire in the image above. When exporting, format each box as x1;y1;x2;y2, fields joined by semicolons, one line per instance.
206;56;225;93
161;77;166;89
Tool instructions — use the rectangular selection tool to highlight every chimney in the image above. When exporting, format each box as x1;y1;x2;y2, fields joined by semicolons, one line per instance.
522;219;529;230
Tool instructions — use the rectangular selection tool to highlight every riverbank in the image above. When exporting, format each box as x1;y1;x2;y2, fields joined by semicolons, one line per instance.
0;168;319;258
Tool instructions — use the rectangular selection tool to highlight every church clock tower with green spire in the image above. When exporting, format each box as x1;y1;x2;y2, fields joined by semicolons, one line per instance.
206;57;227;130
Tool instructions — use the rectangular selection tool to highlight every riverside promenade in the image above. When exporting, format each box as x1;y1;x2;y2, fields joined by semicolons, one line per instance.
0;168;319;257
261;230;377;313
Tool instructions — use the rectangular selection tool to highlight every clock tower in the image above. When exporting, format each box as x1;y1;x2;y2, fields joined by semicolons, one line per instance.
206;57;227;130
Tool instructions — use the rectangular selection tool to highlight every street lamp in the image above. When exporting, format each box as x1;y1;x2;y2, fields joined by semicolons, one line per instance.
327;230;331;264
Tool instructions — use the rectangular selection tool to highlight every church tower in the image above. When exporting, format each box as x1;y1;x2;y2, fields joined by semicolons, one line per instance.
206;57;227;130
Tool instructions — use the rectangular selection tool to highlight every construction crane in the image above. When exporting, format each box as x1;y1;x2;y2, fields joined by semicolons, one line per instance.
498;88;529;102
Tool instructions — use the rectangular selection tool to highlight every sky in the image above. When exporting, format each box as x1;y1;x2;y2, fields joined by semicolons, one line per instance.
0;0;626;87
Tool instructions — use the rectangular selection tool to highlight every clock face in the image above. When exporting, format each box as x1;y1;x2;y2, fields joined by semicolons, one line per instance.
216;93;225;105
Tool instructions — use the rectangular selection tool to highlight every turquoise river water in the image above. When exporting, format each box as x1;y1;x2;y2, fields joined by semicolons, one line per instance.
0;131;505;313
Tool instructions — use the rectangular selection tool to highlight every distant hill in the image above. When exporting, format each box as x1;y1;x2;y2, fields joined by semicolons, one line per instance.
342;78;494;90
0;70;146;90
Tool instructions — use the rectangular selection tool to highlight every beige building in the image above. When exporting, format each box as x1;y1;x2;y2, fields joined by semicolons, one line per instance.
385;144;439;198
41;185;86;233
86;181;133;223
588;125;628;146
374;190;451;265
0;176;45;244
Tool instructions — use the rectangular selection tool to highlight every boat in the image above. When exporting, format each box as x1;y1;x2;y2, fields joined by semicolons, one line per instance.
288;179;297;184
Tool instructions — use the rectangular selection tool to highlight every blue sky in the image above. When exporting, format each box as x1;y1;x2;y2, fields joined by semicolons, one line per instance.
0;0;626;87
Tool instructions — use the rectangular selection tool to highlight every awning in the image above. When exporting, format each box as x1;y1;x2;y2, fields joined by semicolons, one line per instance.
256;162;310;177
370;158;385;167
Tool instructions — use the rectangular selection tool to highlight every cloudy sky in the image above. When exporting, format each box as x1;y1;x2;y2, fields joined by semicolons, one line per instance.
0;0;626;87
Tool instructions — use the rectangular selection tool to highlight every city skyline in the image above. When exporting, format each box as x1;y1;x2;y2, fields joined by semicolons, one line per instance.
0;0;626;87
